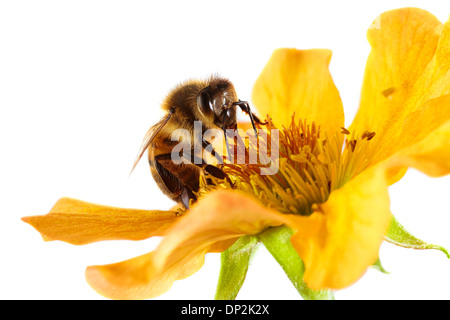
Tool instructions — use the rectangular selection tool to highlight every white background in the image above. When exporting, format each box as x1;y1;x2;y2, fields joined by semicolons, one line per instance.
1;0;450;300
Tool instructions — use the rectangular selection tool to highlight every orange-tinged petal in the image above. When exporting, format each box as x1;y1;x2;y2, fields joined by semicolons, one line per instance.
351;8;446;164
86;239;235;300
288;166;391;289
252;48;344;137
22;197;179;245
86;190;289;299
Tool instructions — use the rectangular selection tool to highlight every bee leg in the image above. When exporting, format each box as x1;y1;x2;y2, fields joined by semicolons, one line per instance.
202;138;224;165
154;153;198;208
233;100;268;130
203;164;235;188
248;112;267;125
201;163;234;189
186;151;225;178
203;164;227;180
181;187;197;209
186;150;234;188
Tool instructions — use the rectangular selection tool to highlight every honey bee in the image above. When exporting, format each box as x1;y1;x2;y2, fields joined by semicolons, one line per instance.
132;76;265;208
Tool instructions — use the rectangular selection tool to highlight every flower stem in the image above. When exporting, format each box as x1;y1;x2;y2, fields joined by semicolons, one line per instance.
214;235;259;300
259;225;334;300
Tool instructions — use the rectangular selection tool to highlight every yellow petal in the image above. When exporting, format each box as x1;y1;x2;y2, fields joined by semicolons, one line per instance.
385;166;408;186
372;92;450;179
388;119;450;177
252;48;344;137
289;166;391;289
22;198;179;245
237;121;254;132
86;190;289;299
351;8;447;164
413;15;450;104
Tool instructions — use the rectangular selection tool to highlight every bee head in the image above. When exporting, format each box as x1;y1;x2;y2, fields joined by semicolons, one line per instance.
196;78;238;130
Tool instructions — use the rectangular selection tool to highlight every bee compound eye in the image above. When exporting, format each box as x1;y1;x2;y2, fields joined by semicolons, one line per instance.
197;90;214;116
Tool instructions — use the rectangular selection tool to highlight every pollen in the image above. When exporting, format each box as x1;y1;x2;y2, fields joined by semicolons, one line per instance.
200;117;376;216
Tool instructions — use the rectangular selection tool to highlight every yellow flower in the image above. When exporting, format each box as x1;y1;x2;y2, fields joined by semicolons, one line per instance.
22;8;450;299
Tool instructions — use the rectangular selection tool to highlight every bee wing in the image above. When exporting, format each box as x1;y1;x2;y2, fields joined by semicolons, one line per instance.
130;112;172;174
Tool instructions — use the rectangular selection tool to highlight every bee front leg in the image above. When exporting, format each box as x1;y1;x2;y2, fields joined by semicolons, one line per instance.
233;100;268;125
233;100;268;139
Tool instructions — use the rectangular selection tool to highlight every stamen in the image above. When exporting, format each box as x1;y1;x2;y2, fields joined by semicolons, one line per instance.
199;117;376;216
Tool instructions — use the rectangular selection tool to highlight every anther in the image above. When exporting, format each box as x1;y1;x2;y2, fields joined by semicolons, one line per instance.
361;130;376;141
350;139;357;152
366;132;376;140
382;87;395;98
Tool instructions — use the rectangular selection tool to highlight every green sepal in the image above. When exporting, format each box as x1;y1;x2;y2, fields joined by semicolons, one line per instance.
259;225;334;300
386;215;449;258
214;235;259;300
371;257;389;274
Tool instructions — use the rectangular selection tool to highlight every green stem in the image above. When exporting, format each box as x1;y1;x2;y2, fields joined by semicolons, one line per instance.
259;225;334;300
214;235;259;300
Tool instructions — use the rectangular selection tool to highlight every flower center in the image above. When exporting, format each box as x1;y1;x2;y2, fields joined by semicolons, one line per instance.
200;117;376;215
